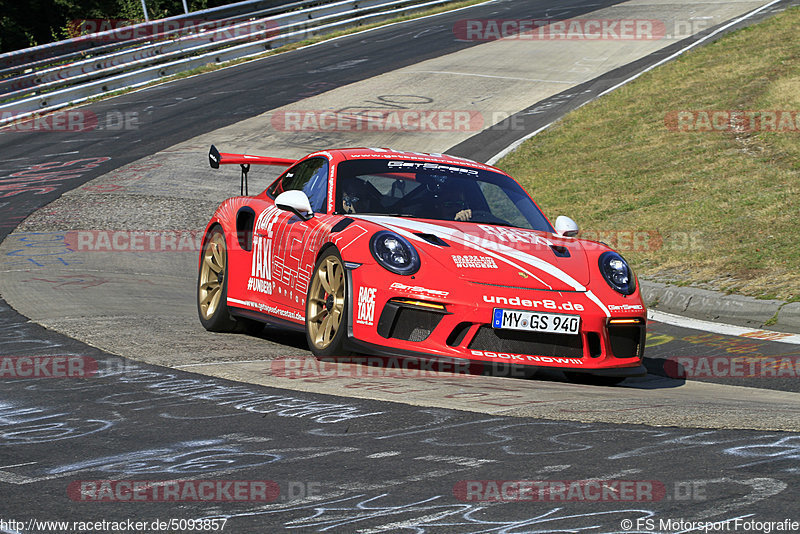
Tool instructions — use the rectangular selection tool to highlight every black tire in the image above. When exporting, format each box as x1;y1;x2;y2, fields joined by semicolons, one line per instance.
564;371;626;387
305;248;351;357
197;226;238;332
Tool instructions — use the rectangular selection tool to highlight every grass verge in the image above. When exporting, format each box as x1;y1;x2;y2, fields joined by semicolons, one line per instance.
497;7;800;301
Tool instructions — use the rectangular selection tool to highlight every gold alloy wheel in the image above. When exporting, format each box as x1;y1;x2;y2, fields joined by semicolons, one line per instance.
198;231;226;321
307;254;346;350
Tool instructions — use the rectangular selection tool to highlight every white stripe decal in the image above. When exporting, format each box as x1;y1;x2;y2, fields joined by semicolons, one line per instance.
451;233;553;289
586;290;611;318
356;215;586;291
362;216;551;288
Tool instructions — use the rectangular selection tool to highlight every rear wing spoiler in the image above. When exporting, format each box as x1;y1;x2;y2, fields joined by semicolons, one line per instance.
208;144;296;195
208;144;297;169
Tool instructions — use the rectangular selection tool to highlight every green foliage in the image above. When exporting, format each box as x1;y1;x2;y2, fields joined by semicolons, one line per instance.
0;0;232;52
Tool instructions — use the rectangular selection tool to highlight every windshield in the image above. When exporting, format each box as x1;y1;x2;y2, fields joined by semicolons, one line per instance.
336;159;554;232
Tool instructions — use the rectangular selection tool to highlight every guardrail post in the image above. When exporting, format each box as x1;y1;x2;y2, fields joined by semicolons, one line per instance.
140;0;150;22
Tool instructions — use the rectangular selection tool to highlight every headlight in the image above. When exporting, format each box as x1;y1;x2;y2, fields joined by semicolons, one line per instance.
370;231;420;276
598;251;635;295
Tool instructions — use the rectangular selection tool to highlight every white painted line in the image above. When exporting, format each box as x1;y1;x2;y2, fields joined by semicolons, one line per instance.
366;451;402;458
40;151;80;157
174;359;287;368
413;454;497;467
0;461;37;469
413;70;575;84
536;464;571;473
649;309;800;345
486;0;784;165
61;137;120;142
487;121;553;165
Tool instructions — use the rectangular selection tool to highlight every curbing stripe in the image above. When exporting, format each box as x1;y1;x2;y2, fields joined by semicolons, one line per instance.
649;310;800;345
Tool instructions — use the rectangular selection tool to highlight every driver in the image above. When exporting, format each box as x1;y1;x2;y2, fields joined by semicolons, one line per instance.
342;188;360;214
454;207;472;222
425;174;472;221
340;177;378;214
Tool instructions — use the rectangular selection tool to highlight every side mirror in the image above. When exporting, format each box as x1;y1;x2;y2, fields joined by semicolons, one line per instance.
275;190;313;221
554;215;579;237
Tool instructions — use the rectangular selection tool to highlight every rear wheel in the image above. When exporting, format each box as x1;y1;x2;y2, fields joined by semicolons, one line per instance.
197;227;237;332
305;249;350;357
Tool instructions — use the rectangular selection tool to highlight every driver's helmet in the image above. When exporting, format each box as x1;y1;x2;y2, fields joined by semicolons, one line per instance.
341;178;370;214
424;174;449;196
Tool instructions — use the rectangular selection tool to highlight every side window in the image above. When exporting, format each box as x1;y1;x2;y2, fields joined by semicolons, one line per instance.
269;158;329;213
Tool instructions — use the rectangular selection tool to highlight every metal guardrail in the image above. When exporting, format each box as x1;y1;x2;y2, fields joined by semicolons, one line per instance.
0;0;359;96
0;0;458;126
0;0;307;75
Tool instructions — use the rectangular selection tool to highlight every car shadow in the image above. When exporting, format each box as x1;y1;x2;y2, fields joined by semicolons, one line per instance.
239;327;689;389
251;324;309;350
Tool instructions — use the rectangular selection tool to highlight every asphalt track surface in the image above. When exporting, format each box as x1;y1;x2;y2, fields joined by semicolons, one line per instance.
1;0;799;531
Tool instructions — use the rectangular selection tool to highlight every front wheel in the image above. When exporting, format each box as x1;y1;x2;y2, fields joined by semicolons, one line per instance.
197;227;237;332
305;249;351;357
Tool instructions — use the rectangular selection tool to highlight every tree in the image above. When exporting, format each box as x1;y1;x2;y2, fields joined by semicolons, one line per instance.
0;0;228;54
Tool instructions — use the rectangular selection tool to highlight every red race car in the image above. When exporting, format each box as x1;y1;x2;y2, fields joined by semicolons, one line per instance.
198;146;646;384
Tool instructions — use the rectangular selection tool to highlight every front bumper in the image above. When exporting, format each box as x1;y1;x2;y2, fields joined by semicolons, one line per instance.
347;269;647;377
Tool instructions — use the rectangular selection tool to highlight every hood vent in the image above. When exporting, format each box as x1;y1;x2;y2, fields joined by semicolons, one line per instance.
331;218;354;233
550;244;570;258
414;233;449;247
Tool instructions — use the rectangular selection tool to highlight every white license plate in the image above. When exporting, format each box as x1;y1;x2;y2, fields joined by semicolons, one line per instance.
492;308;581;335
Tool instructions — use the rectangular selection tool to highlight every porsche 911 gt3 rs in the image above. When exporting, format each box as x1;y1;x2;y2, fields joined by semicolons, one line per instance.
198;146;647;384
